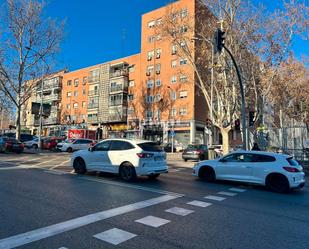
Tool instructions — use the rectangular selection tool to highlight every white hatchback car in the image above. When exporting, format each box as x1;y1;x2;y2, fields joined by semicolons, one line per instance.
57;138;94;152
71;139;168;181
193;150;305;193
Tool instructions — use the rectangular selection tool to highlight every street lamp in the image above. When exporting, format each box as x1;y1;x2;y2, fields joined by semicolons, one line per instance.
25;46;49;151
191;36;214;147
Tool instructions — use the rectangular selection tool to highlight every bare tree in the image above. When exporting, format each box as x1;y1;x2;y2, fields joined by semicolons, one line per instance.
0;0;64;139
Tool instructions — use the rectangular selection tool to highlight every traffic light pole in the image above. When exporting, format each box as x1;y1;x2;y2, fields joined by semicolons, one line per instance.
222;46;248;150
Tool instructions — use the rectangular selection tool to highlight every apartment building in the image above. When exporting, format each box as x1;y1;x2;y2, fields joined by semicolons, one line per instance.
22;0;215;146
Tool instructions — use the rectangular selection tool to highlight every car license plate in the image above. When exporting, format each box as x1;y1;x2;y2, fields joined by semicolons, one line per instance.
155;156;164;161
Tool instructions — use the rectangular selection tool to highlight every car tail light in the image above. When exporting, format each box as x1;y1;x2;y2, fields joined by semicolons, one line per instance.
137;153;154;158
195;150;203;154
283;166;300;173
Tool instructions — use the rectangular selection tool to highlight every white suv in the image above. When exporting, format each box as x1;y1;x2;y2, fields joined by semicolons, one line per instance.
57;139;94;152
71;139;168;181
193;150;305;193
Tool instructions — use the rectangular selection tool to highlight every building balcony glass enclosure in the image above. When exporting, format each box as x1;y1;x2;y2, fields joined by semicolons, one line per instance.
88;89;99;96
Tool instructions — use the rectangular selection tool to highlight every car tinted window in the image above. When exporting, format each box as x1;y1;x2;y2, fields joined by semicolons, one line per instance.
94;141;111;151
138;142;163;152
80;140;92;144
287;157;298;166
254;154;276;162
187;144;199;151
110;141;135;151
223;153;244;162
199;145;208;150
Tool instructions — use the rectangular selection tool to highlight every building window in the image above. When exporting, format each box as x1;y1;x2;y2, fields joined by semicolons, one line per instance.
180;41;187;48
128;94;134;101
171;44;177;55
146;95;153;103
82;77;87;85
146;79;154;88
146;65;154;75
67;91;71;97
127;107;134;115
155;63;161;74
71;115;76;121
179;107;187;115
129;65;135;72
180;25;188;33
180;58;188;65
129;80;135;87
156;79;161;87
74;78;79;87
170;91;176;100
180;9;188;18
148;20;155;28
146;110;153;118
66;104;70;109
156;18;162;26
156;34;162;41
170;108;177;117
74;91;78;97
171;76;177;84
179;91;188;98
148;35;155;43
147;50;154;61
180;75;188;82
73;103;78;109
67;80;72;86
171;60;177;68
156;48;161;59
109;94;123;106
82;88;86;96
154;94;161;102
82;101;86;108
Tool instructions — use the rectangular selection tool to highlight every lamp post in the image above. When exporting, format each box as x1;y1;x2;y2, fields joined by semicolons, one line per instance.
25;46;48;151
191;36;214;146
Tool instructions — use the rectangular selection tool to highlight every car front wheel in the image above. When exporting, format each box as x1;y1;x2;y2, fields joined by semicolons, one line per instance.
66;147;73;153
198;166;216;182
119;163;136;182
73;158;87;174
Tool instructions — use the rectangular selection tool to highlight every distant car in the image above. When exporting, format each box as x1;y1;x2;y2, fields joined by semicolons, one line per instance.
20;134;36;143
42;137;65;150
0;137;24;153
182;144;208;161
162;143;176;152
193;150;305;193
56;138;94;152
24;137;40;149
71;139;168;181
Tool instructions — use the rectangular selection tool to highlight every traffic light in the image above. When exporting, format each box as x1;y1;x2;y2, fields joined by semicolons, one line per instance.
214;28;225;54
249;111;255;127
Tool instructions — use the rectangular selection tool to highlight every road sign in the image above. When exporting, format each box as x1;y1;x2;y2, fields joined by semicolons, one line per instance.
169;131;175;137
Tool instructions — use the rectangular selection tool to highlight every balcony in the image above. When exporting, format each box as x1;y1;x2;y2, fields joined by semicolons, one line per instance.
109;85;128;94
110;70;128;78
108;115;127;122
88;76;100;84
34;117;59;126
87;103;99;109
88;90;99;96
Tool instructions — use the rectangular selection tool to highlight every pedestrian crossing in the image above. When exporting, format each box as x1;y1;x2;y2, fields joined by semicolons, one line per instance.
58;187;247;248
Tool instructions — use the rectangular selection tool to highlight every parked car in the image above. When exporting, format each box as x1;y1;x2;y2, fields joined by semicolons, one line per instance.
0;137;24;153
162;143;176;152
71;139;168;181
42;137;65;150
56;138;94;152
193;150;305;193
20;134;36;143
182;144;208;161
24;137;40;149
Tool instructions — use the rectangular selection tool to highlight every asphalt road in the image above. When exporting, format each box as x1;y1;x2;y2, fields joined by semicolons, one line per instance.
0;152;308;249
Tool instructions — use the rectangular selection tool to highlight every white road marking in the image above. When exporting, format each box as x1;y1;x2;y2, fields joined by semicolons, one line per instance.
78;175;184;197
187;200;212;208
58;247;68;249
204;195;226;201
229;188;247;193
50;159;71;169
0;195;179;249
218;191;238;197
0;158;59;170
93;228;136;245
135;216;170;228
165;207;194;216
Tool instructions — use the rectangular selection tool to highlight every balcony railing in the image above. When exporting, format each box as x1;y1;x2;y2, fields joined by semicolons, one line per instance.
110;70;128;78
88;76;100;83
88;90;99;96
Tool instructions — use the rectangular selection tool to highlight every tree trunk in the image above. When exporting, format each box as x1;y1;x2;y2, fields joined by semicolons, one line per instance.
16;106;21;140
220;127;231;155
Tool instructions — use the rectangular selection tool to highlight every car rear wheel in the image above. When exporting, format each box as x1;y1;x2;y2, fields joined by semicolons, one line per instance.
198;166;216;182
119;163;136;182
148;174;160;180
73;158;87;174
183;158;188;162
266;174;289;193
66;147;73;153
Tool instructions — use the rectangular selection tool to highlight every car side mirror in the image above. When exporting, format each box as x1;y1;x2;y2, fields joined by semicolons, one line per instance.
88;147;93;152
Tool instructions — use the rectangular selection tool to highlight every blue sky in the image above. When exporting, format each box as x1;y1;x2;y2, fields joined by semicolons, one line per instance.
42;0;307;71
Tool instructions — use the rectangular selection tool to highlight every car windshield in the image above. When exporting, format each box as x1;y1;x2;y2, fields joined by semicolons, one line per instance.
187;144;199;150
64;139;75;143
138;142;163;152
